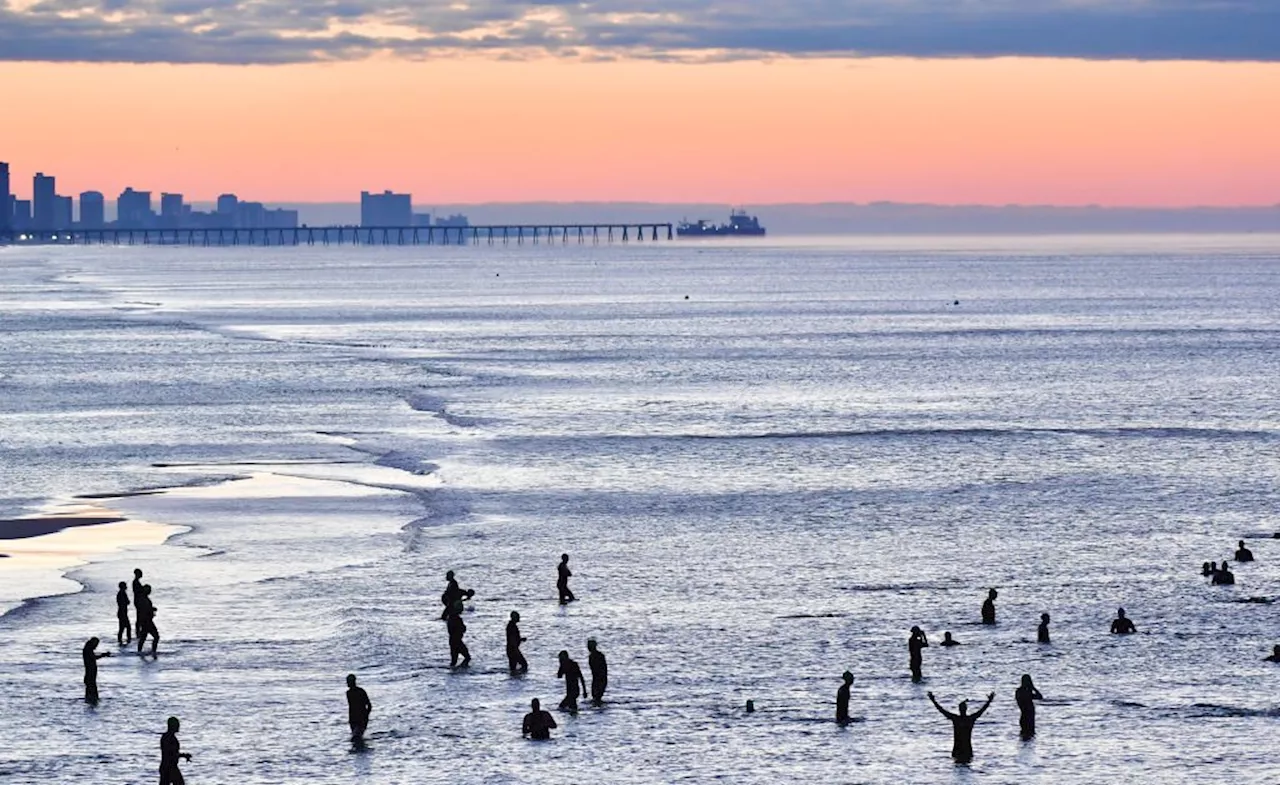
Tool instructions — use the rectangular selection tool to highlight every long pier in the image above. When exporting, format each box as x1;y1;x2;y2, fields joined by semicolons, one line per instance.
0;224;674;247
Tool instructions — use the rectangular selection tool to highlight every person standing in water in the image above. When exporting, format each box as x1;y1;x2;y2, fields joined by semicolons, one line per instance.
928;691;995;763
136;585;160;656
908;626;929;682
587;638;608;706
1213;561;1236;585
1037;613;1051;644
1110;608;1136;634
1265;645;1280;663
523;698;558;740
557;554;576;604
116;581;132;646
506;612;528;674
981;589;998;625
440;571;473;620
446;601;470;668
835;671;854;725
82;637;111;704
1014;674;1044;738
1235;540;1255;562
557;649;587;712
131;568;145;640
159;716;192;785
345;674;372;743
940;632;960;647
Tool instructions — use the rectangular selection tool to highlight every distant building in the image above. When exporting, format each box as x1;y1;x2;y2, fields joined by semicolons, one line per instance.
79;191;105;228
0;162;10;233
33;172;56;230
117;188;153;229
54;195;73;231
236;201;266;228
264;208;298;229
412;212;433;228
436;214;470;228
160;193;184;228
12;199;31;230
361;190;412;227
216;194;238;220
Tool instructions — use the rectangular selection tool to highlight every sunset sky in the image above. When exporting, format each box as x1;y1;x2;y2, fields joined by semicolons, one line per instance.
2;1;1278;206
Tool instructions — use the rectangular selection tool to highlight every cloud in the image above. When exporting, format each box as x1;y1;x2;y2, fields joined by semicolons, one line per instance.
1;0;1277;64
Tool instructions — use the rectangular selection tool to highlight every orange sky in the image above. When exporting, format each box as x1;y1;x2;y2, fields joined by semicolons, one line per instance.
2;56;1277;206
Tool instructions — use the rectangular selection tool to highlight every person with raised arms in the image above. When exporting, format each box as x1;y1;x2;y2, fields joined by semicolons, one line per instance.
928;691;995;763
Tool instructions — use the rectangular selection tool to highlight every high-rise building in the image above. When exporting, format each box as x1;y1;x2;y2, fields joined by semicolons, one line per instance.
160;193;184;227
54;195;73;231
0;162;11;233
12;199;32;230
33;172;56;230
360;190;412;227
117;188;153;229
79;192;105;228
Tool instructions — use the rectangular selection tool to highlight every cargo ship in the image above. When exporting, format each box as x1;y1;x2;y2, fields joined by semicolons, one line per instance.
676;210;766;238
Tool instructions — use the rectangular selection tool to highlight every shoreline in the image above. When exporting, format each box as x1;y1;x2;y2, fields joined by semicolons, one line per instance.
0;499;186;618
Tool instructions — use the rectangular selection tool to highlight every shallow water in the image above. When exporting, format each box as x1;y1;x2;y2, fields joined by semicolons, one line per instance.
1;236;1279;783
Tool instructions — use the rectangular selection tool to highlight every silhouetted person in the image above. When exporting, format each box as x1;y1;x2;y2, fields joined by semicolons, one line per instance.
1213;562;1235;585
1202;561;1214;577
159;716;192;785
132;568;144;639
981;588;998;625
345;674;372;743
1236;540;1254;562
116;581;132;645
82;637;110;704
506;611;528;674
1014;674;1044;739
928;691;994;763
1110;607;1136;634
587;638;608;706
940;632;960;647
440;570;473;620
1037;613;1051;644
557;554;576;604
446;601;470;667
908;626;929;682
137;584;160;656
557;650;586;712
835;670;854;725
1265;645;1280;663
522;698;557;740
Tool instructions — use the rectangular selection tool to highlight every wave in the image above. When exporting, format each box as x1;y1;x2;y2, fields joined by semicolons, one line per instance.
404;391;487;428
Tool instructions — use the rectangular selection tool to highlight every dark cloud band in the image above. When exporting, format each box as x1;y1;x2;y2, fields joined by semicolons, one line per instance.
2;1;1277;64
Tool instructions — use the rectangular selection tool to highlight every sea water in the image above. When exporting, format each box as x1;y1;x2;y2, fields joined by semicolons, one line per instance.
0;236;1278;783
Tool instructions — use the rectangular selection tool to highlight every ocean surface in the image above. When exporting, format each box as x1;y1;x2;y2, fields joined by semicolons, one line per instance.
1;235;1278;783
